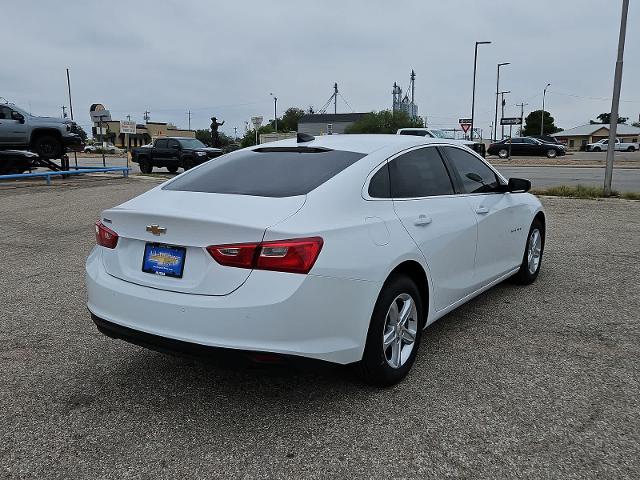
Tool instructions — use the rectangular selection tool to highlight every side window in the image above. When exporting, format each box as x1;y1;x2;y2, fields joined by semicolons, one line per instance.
368;163;390;198
388;147;454;198
443;146;500;194
155;139;168;148
0;106;11;119
167;139;179;149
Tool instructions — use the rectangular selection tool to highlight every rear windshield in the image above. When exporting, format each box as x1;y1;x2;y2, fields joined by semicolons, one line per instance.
163;148;365;197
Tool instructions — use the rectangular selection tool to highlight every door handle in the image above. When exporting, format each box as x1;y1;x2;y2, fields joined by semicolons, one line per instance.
414;214;432;226
475;206;489;214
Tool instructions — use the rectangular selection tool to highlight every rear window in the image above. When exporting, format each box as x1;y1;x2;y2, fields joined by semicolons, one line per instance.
164;148;365;197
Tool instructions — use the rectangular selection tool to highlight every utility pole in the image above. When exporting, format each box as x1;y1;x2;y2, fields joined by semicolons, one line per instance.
333;83;338;115
471;41;491;141
516;103;528;136
604;0;629;196
143;110;150;123
410;70;416;120
65;68;77;168
494;62;510;141
499;90;511;140
541;83;551;136
186;110;191;130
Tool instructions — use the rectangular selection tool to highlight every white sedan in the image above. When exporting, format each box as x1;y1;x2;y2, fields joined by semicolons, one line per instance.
86;134;545;386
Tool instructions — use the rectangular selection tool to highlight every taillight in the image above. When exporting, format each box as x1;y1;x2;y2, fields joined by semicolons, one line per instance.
207;237;323;274
95;221;118;249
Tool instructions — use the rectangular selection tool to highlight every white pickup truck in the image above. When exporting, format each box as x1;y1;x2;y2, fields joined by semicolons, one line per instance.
586;138;638;152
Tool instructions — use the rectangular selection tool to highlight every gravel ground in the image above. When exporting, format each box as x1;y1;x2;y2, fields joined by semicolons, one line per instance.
1;178;638;479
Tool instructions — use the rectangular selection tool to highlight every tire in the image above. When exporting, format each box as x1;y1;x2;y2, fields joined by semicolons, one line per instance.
498;148;508;159
356;275;424;387
167;166;178;174
593;147;602;152
546;149;557;158
627;146;635;152
182;157;194;170
32;134;62;159
512;218;545;285
139;158;153;174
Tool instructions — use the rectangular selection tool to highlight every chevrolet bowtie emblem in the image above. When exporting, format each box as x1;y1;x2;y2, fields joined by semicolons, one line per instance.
146;224;167;235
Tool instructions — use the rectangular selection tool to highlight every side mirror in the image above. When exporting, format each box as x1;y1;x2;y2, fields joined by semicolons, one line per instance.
11;111;25;124
507;177;531;193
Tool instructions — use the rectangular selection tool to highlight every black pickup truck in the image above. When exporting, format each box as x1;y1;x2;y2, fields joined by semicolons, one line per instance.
131;137;223;173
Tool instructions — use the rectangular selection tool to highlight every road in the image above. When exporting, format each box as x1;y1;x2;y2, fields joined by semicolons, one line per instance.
1;178;639;478
74;154;640;192
496;166;640;192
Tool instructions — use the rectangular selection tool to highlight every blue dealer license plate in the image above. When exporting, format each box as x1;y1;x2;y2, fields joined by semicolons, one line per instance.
142;243;186;278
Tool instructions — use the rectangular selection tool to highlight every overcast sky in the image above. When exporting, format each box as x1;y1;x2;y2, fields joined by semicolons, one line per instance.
3;1;638;137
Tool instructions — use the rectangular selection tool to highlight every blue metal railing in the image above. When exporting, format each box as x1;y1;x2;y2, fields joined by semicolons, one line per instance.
0;166;130;185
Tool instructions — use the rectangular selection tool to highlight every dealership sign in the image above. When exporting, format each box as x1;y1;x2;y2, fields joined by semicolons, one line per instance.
120;120;136;134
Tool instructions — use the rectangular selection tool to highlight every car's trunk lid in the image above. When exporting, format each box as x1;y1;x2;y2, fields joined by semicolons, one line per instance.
100;189;305;295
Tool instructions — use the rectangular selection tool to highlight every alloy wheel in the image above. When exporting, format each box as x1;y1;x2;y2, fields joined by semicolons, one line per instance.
382;293;418;369
527;228;542;274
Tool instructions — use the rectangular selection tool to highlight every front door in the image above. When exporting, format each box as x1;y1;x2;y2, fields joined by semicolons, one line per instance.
440;145;527;287
387;146;478;311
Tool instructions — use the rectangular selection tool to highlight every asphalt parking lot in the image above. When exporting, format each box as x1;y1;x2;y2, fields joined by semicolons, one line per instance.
1;178;639;479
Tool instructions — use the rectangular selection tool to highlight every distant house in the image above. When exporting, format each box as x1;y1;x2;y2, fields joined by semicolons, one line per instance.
298;113;367;136
552;124;640;150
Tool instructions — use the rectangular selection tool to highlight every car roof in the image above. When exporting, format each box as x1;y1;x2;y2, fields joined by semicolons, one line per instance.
255;134;466;155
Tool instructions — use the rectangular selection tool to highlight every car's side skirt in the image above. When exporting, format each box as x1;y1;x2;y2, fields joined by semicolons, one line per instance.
424;267;520;328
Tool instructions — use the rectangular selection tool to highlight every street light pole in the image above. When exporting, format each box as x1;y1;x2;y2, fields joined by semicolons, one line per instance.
604;0;629;196
499;90;511;140
541;83;551;136
471;41;491;142
494;62;510;141
270;93;278;133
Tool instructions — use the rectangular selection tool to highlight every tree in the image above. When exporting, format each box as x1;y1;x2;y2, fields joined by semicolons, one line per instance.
592;113;628;124
522;110;561;136
195;129;233;147
239;124;276;148
195;129;212;146
344;110;423;134
279;107;305;132
75;125;88;142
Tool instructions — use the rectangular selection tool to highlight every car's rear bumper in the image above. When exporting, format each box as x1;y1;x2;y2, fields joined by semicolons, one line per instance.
86;247;380;364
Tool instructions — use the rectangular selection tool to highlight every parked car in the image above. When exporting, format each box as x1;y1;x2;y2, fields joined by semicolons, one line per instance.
131;137;223;173
87;134;545;386
488;137;566;158
586;138;638;152
0;149;39;175
397;128;486;157
84;143;123;154
0;104;82;159
529;135;564;146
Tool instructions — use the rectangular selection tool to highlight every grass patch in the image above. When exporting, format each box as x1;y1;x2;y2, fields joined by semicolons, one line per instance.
532;184;616;198
532;184;640;199
621;191;640;200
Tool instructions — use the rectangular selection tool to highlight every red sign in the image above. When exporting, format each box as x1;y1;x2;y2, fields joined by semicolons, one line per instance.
460;123;471;133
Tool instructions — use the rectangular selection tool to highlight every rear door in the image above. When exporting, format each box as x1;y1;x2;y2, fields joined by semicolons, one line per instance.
0;106;26;145
151;138;170;162
388;146;478;311
441;146;527;285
